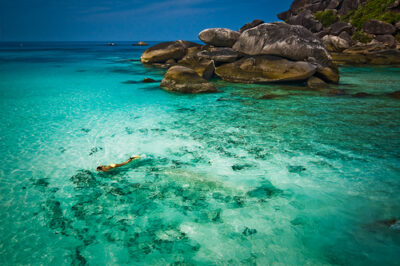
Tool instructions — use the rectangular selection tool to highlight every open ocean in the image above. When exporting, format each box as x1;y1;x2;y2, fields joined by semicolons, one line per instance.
0;42;399;265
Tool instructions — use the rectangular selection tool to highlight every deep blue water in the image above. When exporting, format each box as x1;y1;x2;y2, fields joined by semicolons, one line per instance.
0;42;399;265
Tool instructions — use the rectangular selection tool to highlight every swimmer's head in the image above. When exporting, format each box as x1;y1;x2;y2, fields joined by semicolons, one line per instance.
97;166;104;171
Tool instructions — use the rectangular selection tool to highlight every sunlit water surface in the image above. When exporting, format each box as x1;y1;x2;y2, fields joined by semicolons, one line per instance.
0;42;399;265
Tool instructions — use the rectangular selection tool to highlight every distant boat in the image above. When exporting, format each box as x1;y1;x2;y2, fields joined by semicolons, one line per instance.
132;41;148;46
108;43;116;46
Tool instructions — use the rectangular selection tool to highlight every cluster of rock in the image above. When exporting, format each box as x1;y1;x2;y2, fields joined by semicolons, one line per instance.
278;0;400;64
140;22;339;93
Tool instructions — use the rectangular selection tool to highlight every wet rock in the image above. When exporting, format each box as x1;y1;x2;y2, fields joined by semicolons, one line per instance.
363;19;396;35
352;92;372;98
328;89;346;96
215;55;317;83
160;65;218;93
70;170;97;188
239;19;264;33
389;90;400;99
259;94;281;100
330;22;353;36
307;76;328;89
242;227;257;236
198;28;240;47
286;10;323;33
197;47;239;64
140;40;201;64
143;78;157;83
375;35;397;48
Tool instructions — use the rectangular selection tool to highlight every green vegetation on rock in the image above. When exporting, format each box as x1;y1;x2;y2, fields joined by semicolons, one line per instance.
352;31;373;43
314;10;339;27
344;0;400;30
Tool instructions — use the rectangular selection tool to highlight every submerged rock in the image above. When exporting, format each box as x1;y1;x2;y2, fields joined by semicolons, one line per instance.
198;28;240;47
70;170;97;188
307;76;328;89
160;66;217;93
215;55;317;83
242;227;258;236
246;181;282;199
143;78;157;83
352;92;372;98
140;40;200;64
389;90;400;99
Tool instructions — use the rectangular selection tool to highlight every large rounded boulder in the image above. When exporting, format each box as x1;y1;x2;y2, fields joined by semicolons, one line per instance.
232;22;339;83
363;19;396;35
198;28;240;47
140;40;200;63
160;66;217;94
215;55;317;83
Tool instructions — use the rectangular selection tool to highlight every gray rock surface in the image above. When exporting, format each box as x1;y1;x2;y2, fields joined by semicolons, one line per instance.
338;0;360;15
363;19;396;35
330;21;353;36
286;10;323;32
375;34;397;48
232;22;332;66
198;28;240;47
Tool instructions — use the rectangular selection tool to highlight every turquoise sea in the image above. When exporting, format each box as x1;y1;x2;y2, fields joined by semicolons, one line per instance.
0;42;399;265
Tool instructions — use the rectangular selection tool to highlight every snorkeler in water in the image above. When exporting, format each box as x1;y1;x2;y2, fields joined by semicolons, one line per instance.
97;155;141;172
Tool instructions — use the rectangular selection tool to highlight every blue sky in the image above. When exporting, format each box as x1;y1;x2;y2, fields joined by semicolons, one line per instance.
0;0;293;41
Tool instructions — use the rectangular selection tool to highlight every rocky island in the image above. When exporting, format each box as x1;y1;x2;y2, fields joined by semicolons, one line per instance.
140;22;339;93
140;0;400;93
278;0;400;64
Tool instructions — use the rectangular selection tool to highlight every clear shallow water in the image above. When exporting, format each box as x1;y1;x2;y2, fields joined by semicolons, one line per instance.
0;42;399;265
